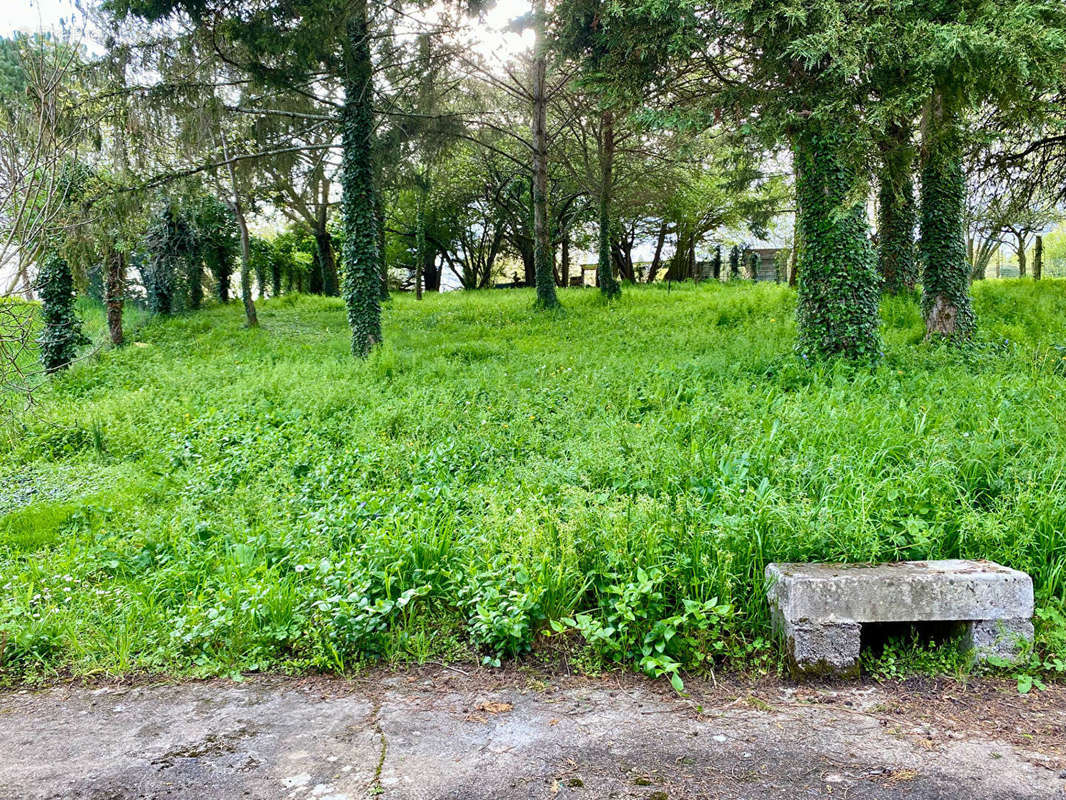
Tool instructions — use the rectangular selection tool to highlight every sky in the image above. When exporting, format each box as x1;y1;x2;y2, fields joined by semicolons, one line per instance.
2;0;534;57
3;0;84;37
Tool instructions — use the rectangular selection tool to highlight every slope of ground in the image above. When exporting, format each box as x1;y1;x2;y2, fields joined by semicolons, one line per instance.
2;282;1066;682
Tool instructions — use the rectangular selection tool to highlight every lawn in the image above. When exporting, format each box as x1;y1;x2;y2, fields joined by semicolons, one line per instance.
3;281;1066;685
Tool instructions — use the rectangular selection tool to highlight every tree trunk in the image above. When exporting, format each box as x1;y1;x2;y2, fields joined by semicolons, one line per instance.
793;122;881;359
308;245;324;294
216;246;231;303
531;0;559;309
561;233;571;286
423;246;440;291
105;249;124;347
233;202;259;328
968;236;985;280
315;179;339;297
341;0;383;356
1035;235;1043;280
220;129;258;328
374;181;389;300
415;181;426;300
519;239;535;286
647;222;667;283
919;94;975;340
1016;232;1027;277
877;121;917;294
106;46;129;345
597;109;621;298
313;227;337;297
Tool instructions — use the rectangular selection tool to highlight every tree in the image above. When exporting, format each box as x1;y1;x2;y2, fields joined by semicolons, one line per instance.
897;1;1066;338
0;33;95;300
142;198;195;315
714;0;884;360
530;0;560;308
190;195;239;303
34;252;86;373
877;122;918;294
111;0;385;354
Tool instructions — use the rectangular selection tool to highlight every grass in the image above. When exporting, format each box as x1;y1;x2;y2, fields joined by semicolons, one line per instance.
2;279;1066;685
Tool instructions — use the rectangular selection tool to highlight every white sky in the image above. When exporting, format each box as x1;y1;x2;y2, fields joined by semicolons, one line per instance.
2;0;84;37
2;0;534;54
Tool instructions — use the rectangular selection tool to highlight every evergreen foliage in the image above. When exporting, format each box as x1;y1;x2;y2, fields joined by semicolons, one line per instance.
33;252;86;373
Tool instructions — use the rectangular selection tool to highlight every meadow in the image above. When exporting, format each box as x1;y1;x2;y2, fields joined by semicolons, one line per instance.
3;281;1066;686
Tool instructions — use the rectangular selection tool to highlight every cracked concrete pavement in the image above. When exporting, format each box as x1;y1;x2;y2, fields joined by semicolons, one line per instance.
1;668;1064;799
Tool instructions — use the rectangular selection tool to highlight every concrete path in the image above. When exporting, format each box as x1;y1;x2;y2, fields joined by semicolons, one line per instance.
1;668;1064;799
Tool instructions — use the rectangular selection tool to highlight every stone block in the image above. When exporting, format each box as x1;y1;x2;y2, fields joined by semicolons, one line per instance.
766;560;1034;677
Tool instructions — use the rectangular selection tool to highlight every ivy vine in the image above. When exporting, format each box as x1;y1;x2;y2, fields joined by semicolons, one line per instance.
794;125;882;361
34;252;87;374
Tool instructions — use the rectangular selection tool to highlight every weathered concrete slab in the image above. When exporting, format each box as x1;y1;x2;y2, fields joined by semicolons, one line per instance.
766;560;1035;676
1;671;1064;799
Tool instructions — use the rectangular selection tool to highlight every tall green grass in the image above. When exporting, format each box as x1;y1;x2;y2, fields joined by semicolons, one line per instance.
2;279;1066;681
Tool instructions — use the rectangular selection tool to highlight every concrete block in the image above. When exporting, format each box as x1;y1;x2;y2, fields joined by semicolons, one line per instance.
766;560;1035;677
967;618;1035;663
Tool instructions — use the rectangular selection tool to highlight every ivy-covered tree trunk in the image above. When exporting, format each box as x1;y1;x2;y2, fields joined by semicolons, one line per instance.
793;125;881;360
919;98;975;341
877;122;917;294
340;0;383;356
314;227;338;298
728;246;740;280
711;246;721;281
1035;235;1043;280
34;253;86;374
215;246;231;303
105;249;125;347
308;245;325;294
597;109;621;299
1014;231;1027;276
271;259;281;297
531;0;559;309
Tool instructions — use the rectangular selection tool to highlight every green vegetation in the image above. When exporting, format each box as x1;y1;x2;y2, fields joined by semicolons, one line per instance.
33;253;86;374
3;282;1066;683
